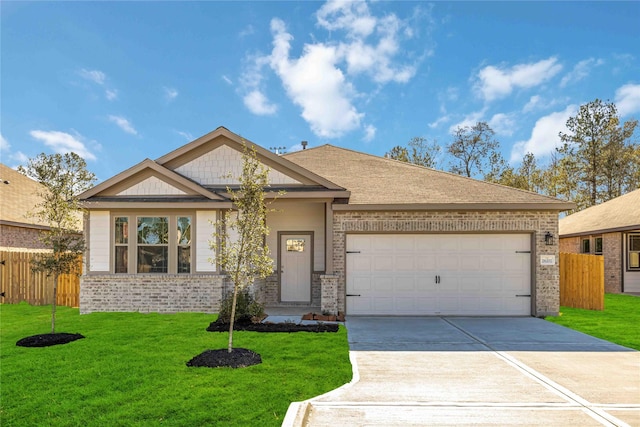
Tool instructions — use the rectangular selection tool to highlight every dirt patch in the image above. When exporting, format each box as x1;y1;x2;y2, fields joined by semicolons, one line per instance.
186;348;262;368
206;320;339;333
16;333;85;348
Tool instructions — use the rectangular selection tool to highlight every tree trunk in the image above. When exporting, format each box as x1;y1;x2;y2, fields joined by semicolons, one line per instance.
51;273;59;334
227;285;239;353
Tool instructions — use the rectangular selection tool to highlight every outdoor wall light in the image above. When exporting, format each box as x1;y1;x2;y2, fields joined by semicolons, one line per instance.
545;232;555;246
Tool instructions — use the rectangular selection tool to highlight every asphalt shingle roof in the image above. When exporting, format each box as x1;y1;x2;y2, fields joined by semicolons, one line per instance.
284;145;573;209
559;188;640;236
0;163;48;227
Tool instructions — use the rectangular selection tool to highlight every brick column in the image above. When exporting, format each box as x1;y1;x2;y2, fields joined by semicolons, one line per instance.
320;274;339;315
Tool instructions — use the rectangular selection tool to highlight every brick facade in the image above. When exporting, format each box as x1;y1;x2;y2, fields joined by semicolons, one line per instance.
80;274;226;314
0;224;49;251
258;272;323;308
330;210;561;317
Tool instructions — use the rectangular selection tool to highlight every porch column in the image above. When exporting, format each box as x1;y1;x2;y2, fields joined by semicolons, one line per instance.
325;201;334;274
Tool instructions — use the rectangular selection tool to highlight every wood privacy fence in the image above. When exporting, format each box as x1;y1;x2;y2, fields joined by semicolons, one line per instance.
559;252;604;311
0;251;81;307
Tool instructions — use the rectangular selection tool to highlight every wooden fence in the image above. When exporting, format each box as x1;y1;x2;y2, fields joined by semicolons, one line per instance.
559;252;604;311
0;251;81;307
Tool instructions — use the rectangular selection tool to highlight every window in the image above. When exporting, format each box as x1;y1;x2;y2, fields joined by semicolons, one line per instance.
177;216;191;273
114;217;128;273
581;238;591;254
286;238;305;252
628;234;640;270
137;217;168;273
594;236;603;255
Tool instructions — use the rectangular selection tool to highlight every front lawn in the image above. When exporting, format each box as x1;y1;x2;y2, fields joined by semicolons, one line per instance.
546;293;640;350
0;303;351;426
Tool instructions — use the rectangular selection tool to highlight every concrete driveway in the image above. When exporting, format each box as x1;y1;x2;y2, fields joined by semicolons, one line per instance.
283;317;640;426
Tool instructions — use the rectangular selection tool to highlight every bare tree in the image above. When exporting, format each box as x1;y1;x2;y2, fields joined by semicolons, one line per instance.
448;122;499;178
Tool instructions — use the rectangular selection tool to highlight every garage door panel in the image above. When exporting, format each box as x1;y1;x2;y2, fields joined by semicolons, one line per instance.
346;234;531;316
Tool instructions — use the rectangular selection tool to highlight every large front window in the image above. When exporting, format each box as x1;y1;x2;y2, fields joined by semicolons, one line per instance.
137;217;169;273
629;234;640;270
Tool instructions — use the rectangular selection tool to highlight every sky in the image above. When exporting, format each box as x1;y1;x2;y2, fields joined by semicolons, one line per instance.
2;1;639;183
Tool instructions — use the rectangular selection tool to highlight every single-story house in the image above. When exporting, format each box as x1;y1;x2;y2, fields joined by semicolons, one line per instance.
559;188;640;293
0;163;51;252
78;126;574;316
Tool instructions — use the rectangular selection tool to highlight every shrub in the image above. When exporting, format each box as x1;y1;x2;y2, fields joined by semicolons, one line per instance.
218;289;265;324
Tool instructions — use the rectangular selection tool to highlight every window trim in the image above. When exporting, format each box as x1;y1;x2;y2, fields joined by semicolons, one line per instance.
110;212;199;274
581;237;591;254
628;233;640;271
594;236;603;255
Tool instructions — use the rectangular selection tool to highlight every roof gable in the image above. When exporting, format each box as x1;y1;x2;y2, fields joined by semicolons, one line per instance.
156;126;344;190
285;145;574;210
79;159;223;200
559;188;640;236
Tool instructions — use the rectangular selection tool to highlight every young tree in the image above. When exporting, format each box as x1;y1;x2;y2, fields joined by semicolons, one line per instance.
213;144;276;353
448;122;499;178
385;137;441;168
18;153;96;333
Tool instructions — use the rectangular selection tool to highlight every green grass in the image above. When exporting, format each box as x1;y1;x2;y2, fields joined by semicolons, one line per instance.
546;293;640;350
0;303;351;426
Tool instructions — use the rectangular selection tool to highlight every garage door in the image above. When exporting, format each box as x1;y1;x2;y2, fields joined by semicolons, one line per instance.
346;234;532;316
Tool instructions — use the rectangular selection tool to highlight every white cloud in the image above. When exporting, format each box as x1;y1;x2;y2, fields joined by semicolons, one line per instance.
105;89;118;101
559;58;604;87
243;90;278;115
615;83;640;117
12;151;29;164
448;108;487;134
0;134;10;151
175;130;193;141
108;115;138;135
474;57;563;102
78;68;106;85
239;1;424;138
363;124;376;141
488;113;516;137
523;95;542;113
268;18;362;138
510;105;577;163
222;75;233;85
29;130;97;161
428;115;450;129
163;87;178;102
239;24;255;38
318;1;416;83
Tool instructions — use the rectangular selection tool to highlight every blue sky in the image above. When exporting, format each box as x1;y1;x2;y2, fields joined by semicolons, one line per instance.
2;1;639;182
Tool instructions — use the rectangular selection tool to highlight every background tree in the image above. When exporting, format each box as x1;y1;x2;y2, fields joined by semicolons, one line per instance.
558;99;638;209
448;122;500;178
385;136;441;168
213;144;275;353
18;152;96;333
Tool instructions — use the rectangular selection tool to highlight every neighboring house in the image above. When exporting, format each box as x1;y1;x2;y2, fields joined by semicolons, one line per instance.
78;126;573;316
559;188;640;294
0;163;50;251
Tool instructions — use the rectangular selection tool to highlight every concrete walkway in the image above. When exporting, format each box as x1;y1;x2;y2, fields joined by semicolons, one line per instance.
283;317;640;426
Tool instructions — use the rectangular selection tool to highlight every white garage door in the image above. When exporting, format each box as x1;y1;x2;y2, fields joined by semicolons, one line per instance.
346;234;532;316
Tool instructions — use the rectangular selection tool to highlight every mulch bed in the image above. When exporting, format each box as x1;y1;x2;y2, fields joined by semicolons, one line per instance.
186;348;262;368
206;319;339;333
16;333;85;348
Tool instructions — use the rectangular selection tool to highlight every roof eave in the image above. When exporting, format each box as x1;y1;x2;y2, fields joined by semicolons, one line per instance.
80;201;234;209
333;202;576;211
560;224;640;238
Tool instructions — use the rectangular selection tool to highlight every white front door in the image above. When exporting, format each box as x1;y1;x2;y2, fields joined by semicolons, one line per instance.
280;233;312;302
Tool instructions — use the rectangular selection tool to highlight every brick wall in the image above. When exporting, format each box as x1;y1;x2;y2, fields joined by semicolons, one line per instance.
259;272;322;307
331;210;560;317
559;236;580;253
80;274;225;314
603;233;622;293
0;224;48;251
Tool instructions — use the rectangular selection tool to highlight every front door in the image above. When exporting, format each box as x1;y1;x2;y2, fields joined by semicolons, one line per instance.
280;233;312;302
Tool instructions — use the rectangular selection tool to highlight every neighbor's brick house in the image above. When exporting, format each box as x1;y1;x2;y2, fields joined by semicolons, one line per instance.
559;188;640;294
